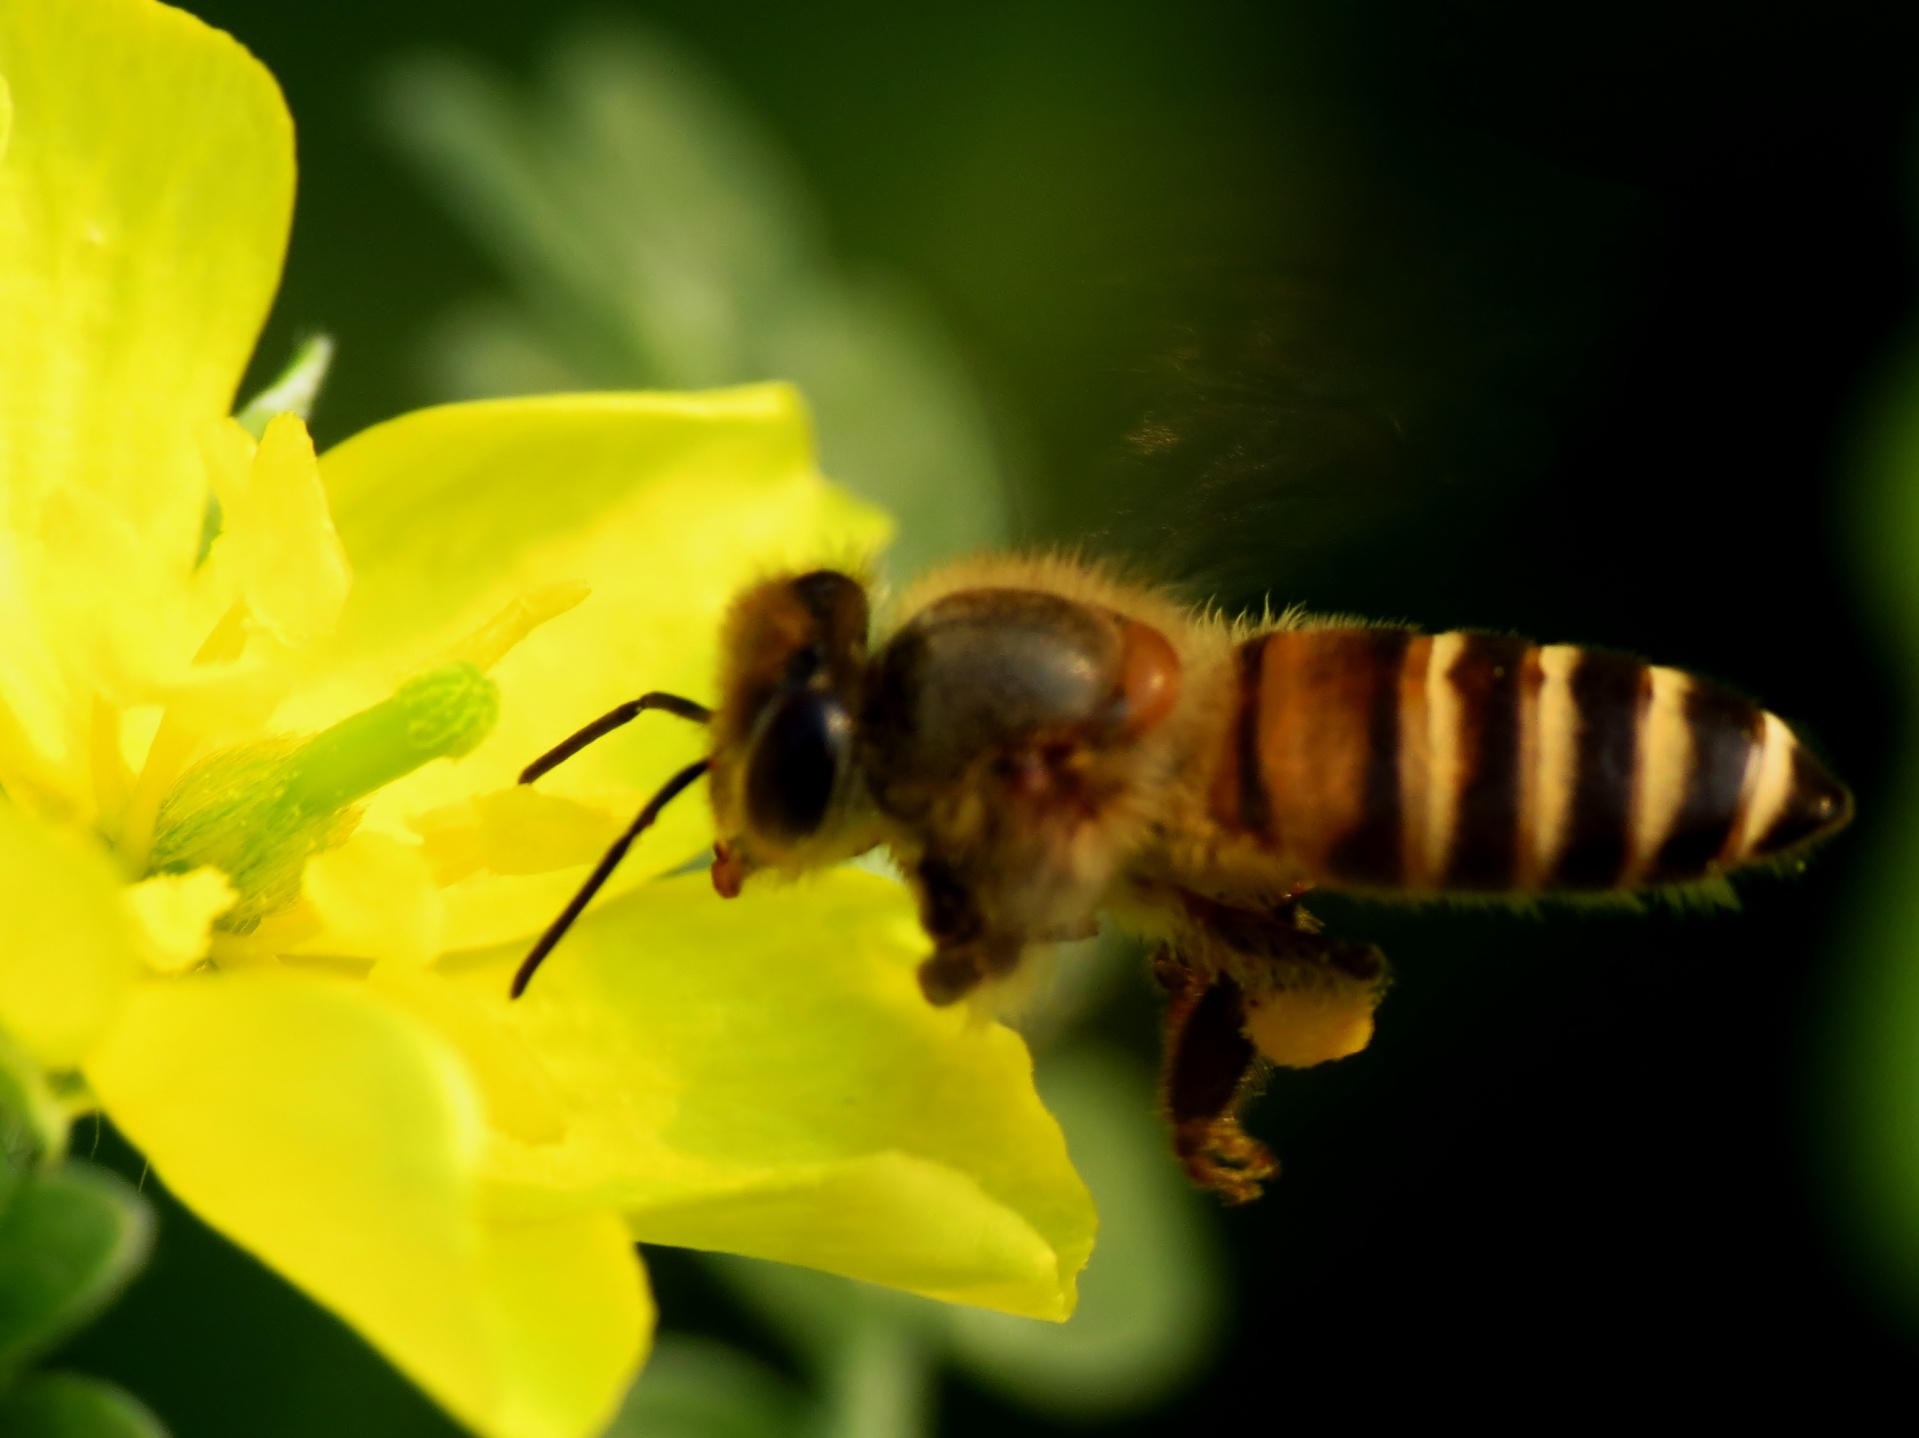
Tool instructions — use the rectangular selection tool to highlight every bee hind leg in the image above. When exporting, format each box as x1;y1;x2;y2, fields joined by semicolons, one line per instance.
1183;894;1390;1069
1154;947;1278;1205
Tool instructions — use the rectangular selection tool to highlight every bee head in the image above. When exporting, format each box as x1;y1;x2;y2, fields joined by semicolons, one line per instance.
708;569;873;879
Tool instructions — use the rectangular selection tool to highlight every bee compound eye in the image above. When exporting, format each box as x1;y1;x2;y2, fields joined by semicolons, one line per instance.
745;690;851;843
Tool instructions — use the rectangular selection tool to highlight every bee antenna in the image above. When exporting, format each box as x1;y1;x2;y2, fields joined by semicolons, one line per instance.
509;757;712;998
519;692;713;785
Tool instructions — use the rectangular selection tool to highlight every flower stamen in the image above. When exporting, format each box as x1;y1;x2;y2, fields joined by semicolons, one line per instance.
118;603;251;873
88;696;134;842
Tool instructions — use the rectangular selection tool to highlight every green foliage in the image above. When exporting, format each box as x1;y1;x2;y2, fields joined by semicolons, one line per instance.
380;23;1007;582
0;1373;166;1438
1830;335;1919;1325
0;1034;70;1174
0;1048;166;1437
600;1338;803;1438
235;335;336;439
0;1165;152;1373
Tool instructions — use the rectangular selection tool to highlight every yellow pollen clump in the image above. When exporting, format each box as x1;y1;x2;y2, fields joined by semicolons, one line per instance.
1241;982;1379;1068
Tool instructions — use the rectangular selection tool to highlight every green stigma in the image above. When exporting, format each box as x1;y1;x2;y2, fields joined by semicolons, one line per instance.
148;662;499;930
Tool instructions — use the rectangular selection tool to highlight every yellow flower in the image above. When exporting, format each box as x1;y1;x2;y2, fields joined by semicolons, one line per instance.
0;4;1095;1438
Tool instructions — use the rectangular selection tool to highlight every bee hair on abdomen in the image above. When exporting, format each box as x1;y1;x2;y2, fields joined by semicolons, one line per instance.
1210;626;1850;896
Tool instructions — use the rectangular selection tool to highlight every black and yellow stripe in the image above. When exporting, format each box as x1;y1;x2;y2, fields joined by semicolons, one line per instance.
1212;628;1850;894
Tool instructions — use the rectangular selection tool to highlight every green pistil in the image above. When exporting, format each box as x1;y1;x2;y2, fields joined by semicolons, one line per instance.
148;662;499;931
277;663;498;814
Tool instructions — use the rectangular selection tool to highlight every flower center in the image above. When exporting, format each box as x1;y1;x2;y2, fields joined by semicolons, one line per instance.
145;662;499;932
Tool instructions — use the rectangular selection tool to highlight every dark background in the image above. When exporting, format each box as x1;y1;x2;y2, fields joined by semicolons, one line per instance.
67;0;1919;1427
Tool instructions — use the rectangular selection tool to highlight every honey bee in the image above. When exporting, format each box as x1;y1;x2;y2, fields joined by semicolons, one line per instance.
509;556;1852;1203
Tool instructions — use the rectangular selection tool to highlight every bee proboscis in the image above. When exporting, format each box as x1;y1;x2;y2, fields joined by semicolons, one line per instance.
510;556;1851;1203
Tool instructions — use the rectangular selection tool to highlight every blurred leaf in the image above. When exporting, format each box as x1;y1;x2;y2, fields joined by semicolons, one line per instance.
384;35;813;388
701;1263;933;1438
600;1336;804;1438
235;333;336;437
0;1164;153;1372
1832;341;1919;1319
814;1318;927;1438
419;301;584;400
380;21;1006;578
704;1252;934;1370
758;279;1003;581
0;1030;70;1173
1003;929;1135;1055
1853;343;1919;653
0;1372;166;1438
940;1045;1223;1418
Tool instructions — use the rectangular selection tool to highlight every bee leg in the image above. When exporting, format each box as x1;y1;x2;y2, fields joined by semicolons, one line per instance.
917;947;983;1005
1243;912;1389;1070
1181;894;1390;1068
909;855;1024;1005
1155;947;1278;1205
913;855;983;1004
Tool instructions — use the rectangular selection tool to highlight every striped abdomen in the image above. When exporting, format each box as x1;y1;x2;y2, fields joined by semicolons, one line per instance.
1209;627;1851;892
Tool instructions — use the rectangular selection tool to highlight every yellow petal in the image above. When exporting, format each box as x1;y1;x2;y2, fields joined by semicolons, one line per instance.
0;806;141;1066
631;1152;1070;1317
84;972;647;1438
465;870;1094;1320
314;387;881;668
122;867;233;974
297;830;445;966
477;1209;653;1438
0;0;293;769
199;414;257;510
225;413;352;645
368;963;567;1146
288;386;888;945
413;786;625;887
149;655;292;748
448;584;592;673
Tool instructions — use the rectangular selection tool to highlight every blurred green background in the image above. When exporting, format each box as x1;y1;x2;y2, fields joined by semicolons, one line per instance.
44;0;1919;1429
